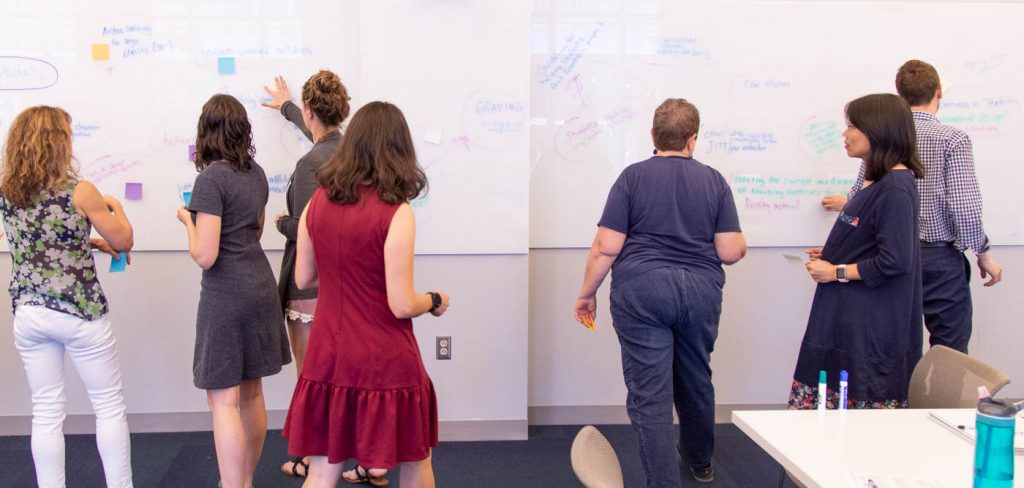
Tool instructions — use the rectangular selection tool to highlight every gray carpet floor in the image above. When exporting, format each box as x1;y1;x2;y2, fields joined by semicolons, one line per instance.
0;424;800;487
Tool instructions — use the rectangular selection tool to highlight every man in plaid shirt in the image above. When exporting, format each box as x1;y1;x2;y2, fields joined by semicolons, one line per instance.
821;59;1003;353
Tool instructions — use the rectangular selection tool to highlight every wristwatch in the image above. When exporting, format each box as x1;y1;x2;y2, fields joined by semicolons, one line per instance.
836;264;849;283
428;292;442;312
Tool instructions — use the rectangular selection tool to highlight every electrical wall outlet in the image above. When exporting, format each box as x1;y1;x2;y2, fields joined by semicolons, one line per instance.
436;336;451;360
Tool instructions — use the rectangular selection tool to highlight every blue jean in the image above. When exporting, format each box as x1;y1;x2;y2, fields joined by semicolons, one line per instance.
921;245;972;353
610;267;723;487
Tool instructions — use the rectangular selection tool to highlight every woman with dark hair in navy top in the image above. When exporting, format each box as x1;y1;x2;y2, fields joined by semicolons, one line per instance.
790;94;925;409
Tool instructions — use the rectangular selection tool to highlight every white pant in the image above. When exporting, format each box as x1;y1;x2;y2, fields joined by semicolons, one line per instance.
13;305;133;488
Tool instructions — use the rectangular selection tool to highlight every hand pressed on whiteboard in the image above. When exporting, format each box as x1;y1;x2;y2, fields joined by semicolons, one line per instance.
261;75;293;110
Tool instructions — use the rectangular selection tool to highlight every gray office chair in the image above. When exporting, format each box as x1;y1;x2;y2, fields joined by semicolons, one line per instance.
909;345;1011;408
571;425;624;488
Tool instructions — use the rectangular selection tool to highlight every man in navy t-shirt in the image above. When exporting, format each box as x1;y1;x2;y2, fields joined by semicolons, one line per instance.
574;98;746;485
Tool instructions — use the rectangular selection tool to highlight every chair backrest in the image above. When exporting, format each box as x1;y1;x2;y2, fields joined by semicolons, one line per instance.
570;425;624;488
908;345;1011;408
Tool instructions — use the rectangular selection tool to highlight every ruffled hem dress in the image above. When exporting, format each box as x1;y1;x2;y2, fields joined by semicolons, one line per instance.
282;186;438;467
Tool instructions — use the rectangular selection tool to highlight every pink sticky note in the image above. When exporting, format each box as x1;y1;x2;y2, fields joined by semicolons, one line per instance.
188;145;197;162
124;182;142;200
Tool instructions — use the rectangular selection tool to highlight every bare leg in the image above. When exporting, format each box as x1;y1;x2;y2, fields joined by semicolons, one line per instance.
399;451;435;488
238;379;267;488
207;387;245;488
302;456;343;488
287;318;312;379
282;316;312;477
342;465;389;483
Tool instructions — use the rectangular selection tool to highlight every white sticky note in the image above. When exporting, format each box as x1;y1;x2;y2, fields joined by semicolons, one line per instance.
783;254;806;267
424;127;443;145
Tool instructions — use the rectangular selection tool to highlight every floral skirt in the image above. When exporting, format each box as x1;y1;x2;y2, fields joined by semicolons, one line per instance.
787;380;908;410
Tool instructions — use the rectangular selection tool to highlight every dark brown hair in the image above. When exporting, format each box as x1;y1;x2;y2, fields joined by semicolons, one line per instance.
846;94;924;181
1;106;75;207
652;98;700;151
317;101;427;205
194;94;255;171
895;60;940;107
302;70;351;127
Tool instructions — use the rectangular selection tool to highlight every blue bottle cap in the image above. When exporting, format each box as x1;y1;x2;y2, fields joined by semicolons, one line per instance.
840;370;848;382
818;370;826;383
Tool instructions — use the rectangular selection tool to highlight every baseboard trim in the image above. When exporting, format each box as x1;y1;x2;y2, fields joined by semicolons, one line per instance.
0;411;528;441
0;404;787;438
528;403;785;425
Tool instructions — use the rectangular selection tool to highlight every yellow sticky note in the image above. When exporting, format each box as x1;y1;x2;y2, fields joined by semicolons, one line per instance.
92;43;110;61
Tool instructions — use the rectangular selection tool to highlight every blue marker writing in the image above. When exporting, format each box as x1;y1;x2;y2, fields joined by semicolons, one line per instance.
839;370;848;410
818;370;827;411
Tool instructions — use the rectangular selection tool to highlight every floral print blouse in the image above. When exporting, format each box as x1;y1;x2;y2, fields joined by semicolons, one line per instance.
1;180;108;320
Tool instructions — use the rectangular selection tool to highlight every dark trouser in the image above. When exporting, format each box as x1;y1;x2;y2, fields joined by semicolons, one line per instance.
610;267;722;488
921;244;973;353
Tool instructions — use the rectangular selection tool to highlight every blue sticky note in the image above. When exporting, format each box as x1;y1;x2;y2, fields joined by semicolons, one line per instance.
182;191;192;206
109;252;127;273
217;57;235;75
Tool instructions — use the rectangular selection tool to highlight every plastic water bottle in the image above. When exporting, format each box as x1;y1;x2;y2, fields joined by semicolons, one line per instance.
974;397;1018;487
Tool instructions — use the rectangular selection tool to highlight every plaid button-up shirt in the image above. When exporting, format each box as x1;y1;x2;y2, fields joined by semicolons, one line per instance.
848;110;990;254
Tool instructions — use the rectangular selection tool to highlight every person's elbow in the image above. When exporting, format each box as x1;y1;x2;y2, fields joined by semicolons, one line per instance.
190;249;218;270
718;246;746;265
593;228;625;258
715;232;747;265
388;293;419;319
295;276;315;290
294;264;317;290
107;227;134;253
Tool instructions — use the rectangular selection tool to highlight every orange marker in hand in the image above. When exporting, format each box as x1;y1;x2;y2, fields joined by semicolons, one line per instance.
582;315;596;332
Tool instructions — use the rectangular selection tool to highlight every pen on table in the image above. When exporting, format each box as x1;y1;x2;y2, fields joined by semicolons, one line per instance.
817;370;827;411
838;370;848;410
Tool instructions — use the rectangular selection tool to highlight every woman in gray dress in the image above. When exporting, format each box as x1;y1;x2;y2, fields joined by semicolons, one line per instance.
176;94;291;488
261;71;351;479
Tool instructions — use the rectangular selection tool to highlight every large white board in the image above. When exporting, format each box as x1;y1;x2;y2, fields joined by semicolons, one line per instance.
0;0;531;254
0;0;360;250
530;1;1024;247
361;1;530;255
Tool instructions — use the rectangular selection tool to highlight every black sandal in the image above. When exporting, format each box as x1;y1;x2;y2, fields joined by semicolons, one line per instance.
281;456;309;478
344;465;389;486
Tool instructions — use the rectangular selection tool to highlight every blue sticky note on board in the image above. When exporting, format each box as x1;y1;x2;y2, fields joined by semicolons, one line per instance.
217;57;235;75
182;191;192;206
109;252;127;273
125;182;142;200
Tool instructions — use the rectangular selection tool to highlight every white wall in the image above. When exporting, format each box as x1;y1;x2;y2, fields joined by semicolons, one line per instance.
0;246;1018;435
0;252;529;440
529;246;1024;419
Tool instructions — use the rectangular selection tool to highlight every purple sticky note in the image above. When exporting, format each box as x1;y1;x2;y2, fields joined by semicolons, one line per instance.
124;182;142;200
188;144;197;162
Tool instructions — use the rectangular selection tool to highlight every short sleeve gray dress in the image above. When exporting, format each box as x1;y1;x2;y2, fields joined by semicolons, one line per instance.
188;160;291;389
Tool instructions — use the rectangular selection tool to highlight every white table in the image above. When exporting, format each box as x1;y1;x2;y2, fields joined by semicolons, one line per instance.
732;408;1024;487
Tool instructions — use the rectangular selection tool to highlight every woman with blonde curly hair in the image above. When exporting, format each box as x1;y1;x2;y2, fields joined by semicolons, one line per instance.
1;106;135;487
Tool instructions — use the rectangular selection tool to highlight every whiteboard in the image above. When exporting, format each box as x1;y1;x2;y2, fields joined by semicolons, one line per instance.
0;0;530;254
530;1;1024;248
361;1;530;255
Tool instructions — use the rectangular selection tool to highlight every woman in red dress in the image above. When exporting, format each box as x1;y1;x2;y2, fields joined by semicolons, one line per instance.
282;101;450;488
